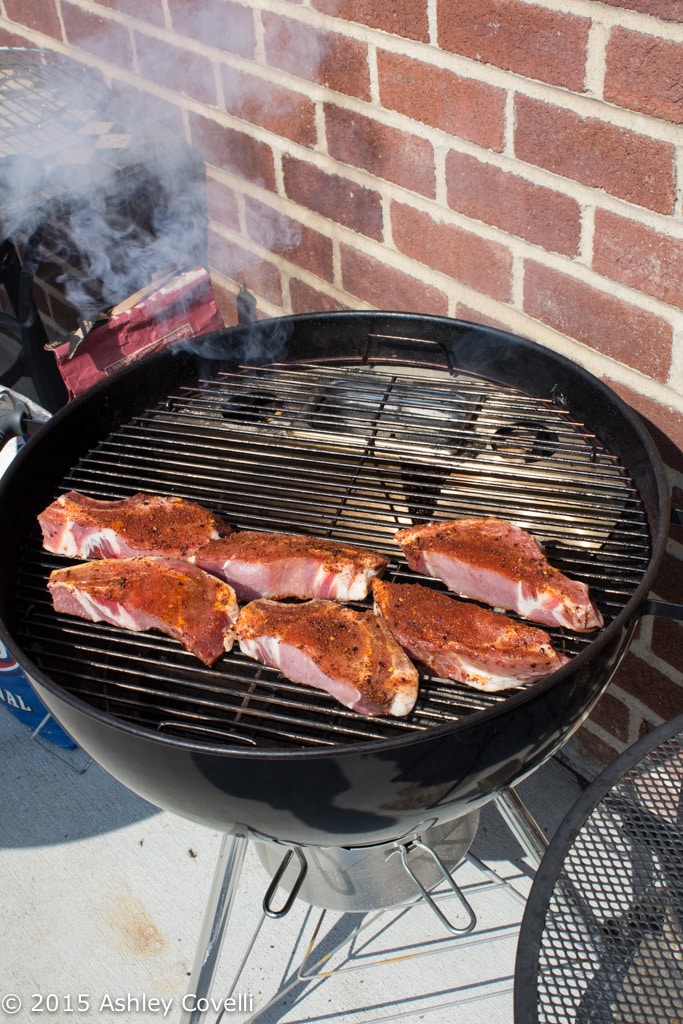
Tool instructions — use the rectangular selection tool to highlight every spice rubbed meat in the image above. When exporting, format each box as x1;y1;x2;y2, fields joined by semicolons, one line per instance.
47;557;239;666
373;578;570;692
395;517;603;633
236;599;419;717
39;491;233;560
193;531;389;602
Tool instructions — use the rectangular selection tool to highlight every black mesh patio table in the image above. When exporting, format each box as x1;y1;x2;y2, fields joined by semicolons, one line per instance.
515;711;683;1023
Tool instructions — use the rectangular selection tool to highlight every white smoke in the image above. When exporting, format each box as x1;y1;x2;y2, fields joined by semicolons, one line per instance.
2;11;332;339
0;49;208;322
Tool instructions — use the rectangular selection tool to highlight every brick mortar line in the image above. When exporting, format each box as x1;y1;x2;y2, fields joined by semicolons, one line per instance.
159;0;171;33
503;91;516;157
609;682;678;720
426;0;438;46
665;536;683;560
331;234;343;295
203;166;683;408
54;0;131;32
209;217;346;302
432;145;449;209
583;716;657;754
670;337;683;401
0;20;70;58
45;2;683;148
510;254;525;310
579;204;595;266
604;679;678;724
665;465;683;491
578;721;629;758
584;20;608;99
367;43;380;108
14;19;683;231
629;642;683;690
204;207;683;408
430;0;675;31
515;0;683;39
252;6;267;66
214;267;374;320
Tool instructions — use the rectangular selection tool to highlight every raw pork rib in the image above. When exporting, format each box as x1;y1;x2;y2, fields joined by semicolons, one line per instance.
395;517;603;633
194;531;388;602
236;598;419;717
48;556;239;666
39;490;232;560
373;578;570;692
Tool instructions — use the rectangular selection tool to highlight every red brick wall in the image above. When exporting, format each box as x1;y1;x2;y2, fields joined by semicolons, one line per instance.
1;0;681;772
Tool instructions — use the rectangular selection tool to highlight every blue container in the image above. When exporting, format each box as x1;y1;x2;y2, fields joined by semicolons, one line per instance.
0;403;77;749
0;639;76;748
1;406;76;749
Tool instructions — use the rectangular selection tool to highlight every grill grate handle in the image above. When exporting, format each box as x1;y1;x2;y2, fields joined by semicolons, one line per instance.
641;599;683;622
390;840;477;935
262;847;308;919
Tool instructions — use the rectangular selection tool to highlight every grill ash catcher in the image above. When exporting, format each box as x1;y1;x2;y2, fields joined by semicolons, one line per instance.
0;312;680;1021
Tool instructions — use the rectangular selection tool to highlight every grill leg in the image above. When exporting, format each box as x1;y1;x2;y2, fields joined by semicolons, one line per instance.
494;787;548;870
180;831;249;1024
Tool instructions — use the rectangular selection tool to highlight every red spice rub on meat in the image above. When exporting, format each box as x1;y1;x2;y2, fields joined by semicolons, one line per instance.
194;530;389;601
373;578;570;692
39;490;233;560
48;556;239;666
236;598;419;717
395;517;603;633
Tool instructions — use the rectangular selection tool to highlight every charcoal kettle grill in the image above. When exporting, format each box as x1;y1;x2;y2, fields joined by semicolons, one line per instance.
0;312;679;1020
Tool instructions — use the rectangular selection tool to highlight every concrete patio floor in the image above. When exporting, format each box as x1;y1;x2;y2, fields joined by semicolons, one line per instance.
1;704;586;1024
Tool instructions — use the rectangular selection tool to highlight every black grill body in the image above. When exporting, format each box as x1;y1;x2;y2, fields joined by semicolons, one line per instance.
0;313;670;845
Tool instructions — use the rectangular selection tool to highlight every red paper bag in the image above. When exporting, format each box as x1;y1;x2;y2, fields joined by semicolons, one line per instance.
50;266;224;400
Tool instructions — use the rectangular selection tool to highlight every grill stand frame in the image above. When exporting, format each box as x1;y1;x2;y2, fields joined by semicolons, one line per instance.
179;785;547;1024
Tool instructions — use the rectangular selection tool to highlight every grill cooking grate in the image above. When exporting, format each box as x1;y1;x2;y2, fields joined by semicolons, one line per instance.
13;360;651;750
